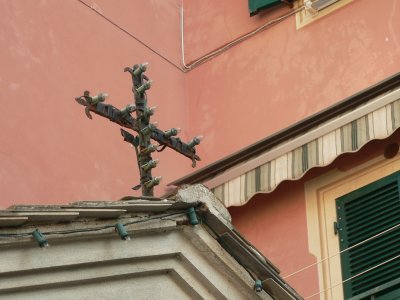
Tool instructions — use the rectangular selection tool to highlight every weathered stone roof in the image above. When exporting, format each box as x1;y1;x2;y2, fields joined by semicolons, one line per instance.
0;199;191;227
0;185;302;300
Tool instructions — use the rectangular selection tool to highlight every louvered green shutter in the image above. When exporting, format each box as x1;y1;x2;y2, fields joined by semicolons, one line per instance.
248;0;282;16
336;171;400;300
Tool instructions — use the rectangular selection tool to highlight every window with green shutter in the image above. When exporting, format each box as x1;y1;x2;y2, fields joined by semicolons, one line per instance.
336;171;400;299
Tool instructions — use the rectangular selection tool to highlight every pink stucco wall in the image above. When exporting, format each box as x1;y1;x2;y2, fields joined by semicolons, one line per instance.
0;0;191;206
185;0;400;164
229;181;319;298
1;1;400;297
1;0;400;210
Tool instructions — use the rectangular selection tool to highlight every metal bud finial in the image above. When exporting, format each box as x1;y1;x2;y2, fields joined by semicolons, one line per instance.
140;123;157;135
141;159;159;172
119;104;136;117
136;80;153;94
187;135;203;149
89;93;109;105
140;144;158;154
133;62;148;76
164;128;181;138
144;176;162;189
146;106;157;116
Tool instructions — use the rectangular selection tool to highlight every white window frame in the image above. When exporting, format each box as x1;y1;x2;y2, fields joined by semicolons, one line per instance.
304;154;400;299
295;0;353;29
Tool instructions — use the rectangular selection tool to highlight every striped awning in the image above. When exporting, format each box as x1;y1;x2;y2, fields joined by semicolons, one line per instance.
211;87;400;207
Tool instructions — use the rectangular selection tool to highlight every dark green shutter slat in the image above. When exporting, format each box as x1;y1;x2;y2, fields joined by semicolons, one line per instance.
345;192;398;221
345;186;397;217
350;237;400;274
346;196;399;228
344;182;398;214
346;209;399;239
347;203;399;231
343;179;398;208
346;214;400;245
346;209;400;244
349;230;400;262
336;171;400;299
349;233;400;267
349;277;400;300
352;260;400;293
344;181;397;208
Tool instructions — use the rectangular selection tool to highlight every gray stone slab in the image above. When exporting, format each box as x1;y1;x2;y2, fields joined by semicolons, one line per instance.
0;217;29;227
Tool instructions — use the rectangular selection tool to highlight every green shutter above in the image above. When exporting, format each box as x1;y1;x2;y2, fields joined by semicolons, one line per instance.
249;0;282;16
336;171;400;299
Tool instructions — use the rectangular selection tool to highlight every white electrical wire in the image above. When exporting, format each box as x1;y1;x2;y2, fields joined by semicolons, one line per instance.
304;253;400;299
283;222;400;279
180;0;305;71
276;222;400;299
180;1;190;71
79;0;306;72
76;0;183;71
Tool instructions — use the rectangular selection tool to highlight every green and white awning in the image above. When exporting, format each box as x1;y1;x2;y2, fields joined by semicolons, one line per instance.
211;88;400;207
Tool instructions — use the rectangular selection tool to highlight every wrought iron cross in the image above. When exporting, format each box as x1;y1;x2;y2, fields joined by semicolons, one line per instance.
75;63;202;196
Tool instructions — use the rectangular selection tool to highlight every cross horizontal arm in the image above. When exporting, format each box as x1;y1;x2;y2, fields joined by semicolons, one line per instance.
75;95;201;166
